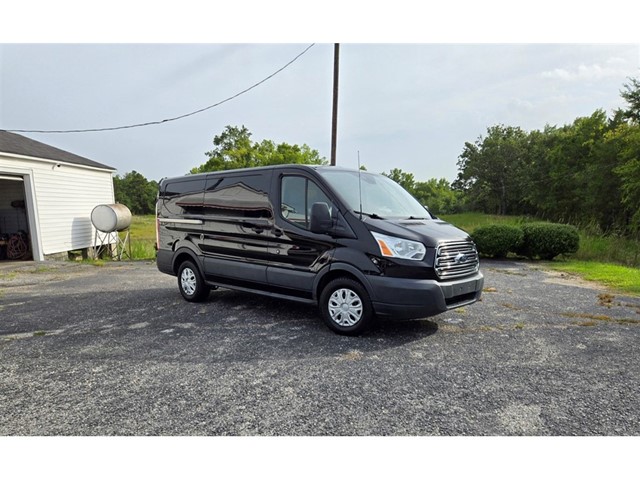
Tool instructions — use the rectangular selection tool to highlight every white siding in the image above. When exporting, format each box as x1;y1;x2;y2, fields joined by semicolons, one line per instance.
0;154;115;255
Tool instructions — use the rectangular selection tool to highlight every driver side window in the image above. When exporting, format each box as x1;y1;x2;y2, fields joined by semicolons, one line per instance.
281;176;332;230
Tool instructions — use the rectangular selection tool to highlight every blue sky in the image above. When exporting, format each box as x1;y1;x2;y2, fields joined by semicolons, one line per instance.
1;6;639;184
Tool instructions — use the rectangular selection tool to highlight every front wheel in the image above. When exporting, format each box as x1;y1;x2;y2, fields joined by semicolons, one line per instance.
177;260;210;302
319;277;374;335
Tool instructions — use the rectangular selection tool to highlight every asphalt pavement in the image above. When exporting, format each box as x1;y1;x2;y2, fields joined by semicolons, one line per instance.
1;259;639;435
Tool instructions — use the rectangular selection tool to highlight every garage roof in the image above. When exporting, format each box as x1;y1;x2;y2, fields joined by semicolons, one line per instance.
0;131;115;171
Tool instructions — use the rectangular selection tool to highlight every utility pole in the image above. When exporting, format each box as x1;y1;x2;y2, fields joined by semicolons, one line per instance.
330;43;340;166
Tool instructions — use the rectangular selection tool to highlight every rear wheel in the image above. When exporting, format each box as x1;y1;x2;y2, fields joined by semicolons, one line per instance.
177;260;210;302
319;277;373;335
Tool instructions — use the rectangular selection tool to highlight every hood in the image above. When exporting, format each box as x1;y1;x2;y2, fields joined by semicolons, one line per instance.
363;217;471;248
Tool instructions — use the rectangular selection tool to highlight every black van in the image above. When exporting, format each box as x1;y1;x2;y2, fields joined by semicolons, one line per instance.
156;165;483;335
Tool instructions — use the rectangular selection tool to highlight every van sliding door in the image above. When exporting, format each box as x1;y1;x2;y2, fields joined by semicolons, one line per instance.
201;172;274;285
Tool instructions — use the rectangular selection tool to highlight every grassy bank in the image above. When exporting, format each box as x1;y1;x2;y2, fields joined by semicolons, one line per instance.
543;261;640;295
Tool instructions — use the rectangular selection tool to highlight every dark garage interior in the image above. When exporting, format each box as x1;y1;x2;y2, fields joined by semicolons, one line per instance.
0;176;32;261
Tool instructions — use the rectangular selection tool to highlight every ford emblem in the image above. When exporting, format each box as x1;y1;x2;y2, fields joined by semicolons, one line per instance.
454;253;468;264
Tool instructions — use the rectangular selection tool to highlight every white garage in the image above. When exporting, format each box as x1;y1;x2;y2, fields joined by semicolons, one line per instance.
0;131;116;261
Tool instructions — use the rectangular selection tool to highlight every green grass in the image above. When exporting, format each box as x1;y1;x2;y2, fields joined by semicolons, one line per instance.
128;214;156;242
545;261;640;295
121;215;156;260
572;233;640;266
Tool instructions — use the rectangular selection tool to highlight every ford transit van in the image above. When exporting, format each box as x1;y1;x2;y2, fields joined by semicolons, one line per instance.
156;165;483;335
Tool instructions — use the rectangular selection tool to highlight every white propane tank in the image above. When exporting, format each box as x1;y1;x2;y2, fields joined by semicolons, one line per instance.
91;204;132;232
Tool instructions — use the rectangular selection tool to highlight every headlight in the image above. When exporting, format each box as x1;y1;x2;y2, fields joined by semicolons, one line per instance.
371;232;426;261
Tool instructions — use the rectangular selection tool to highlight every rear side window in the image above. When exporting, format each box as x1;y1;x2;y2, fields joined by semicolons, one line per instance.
163;178;206;197
281;176;333;230
161;178;206;215
203;173;273;219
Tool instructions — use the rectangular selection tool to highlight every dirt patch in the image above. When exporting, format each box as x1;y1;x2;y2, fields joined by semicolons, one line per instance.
542;270;605;290
0;261;125;288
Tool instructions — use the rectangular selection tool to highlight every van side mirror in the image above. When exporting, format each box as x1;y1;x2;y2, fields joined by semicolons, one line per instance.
310;202;332;234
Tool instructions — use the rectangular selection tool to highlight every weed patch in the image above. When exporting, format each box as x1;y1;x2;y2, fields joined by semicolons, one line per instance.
598;293;615;307
615;318;640;325
571;321;599;327
489;268;527;276
561;312;613;321
80;259;105;267
339;350;364;361
500;303;525;311
32;266;55;274
561;312;640;326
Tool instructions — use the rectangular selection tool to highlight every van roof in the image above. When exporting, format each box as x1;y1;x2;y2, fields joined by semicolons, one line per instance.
160;164;362;185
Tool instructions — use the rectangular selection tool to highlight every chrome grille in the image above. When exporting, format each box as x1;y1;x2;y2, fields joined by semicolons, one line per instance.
435;240;479;280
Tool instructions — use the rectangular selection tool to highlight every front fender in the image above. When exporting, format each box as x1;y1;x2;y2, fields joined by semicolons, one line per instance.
311;261;377;302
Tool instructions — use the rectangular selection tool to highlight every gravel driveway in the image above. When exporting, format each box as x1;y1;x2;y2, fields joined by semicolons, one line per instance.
1;259;639;435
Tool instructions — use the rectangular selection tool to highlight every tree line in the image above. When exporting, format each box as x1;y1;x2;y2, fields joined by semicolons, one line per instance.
112;171;158;215
454;77;640;235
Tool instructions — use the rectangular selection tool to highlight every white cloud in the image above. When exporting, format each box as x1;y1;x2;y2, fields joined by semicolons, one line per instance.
606;56;629;66
508;98;534;110
541;62;631;81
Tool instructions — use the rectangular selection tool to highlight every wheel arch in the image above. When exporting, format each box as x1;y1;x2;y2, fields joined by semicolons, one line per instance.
171;246;202;275
313;262;373;303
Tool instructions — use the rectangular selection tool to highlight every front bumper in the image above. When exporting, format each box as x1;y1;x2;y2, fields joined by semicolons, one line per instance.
367;271;484;319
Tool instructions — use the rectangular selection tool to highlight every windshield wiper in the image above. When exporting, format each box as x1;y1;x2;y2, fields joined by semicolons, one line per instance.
355;211;384;220
407;216;428;220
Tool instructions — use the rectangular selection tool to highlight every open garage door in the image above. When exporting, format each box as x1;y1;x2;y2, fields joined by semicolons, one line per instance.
0;175;33;261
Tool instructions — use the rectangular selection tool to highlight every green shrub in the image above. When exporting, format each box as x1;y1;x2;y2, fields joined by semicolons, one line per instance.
472;224;524;257
518;223;580;260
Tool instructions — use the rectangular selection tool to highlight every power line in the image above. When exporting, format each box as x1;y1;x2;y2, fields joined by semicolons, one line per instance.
3;43;316;134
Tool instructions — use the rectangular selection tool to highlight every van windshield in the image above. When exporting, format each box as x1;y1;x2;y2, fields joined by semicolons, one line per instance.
318;169;433;219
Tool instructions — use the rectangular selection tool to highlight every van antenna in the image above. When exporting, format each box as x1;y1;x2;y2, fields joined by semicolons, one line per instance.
357;151;363;220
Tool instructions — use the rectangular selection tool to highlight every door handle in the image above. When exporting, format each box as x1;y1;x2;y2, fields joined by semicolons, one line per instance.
242;220;273;235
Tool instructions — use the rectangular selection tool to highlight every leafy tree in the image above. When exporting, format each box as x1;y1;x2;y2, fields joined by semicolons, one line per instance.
383;168;416;193
545;112;605;222
620;76;640;124
453;111;632;231
413;178;463;214
190;125;326;173
538;111;623;230
454;125;528;215
113;171;158;215
612;123;640;232
518;125;560;217
382;169;461;215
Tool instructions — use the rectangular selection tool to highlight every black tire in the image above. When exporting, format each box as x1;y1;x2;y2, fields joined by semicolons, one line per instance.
177;260;210;302
319;277;374;335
